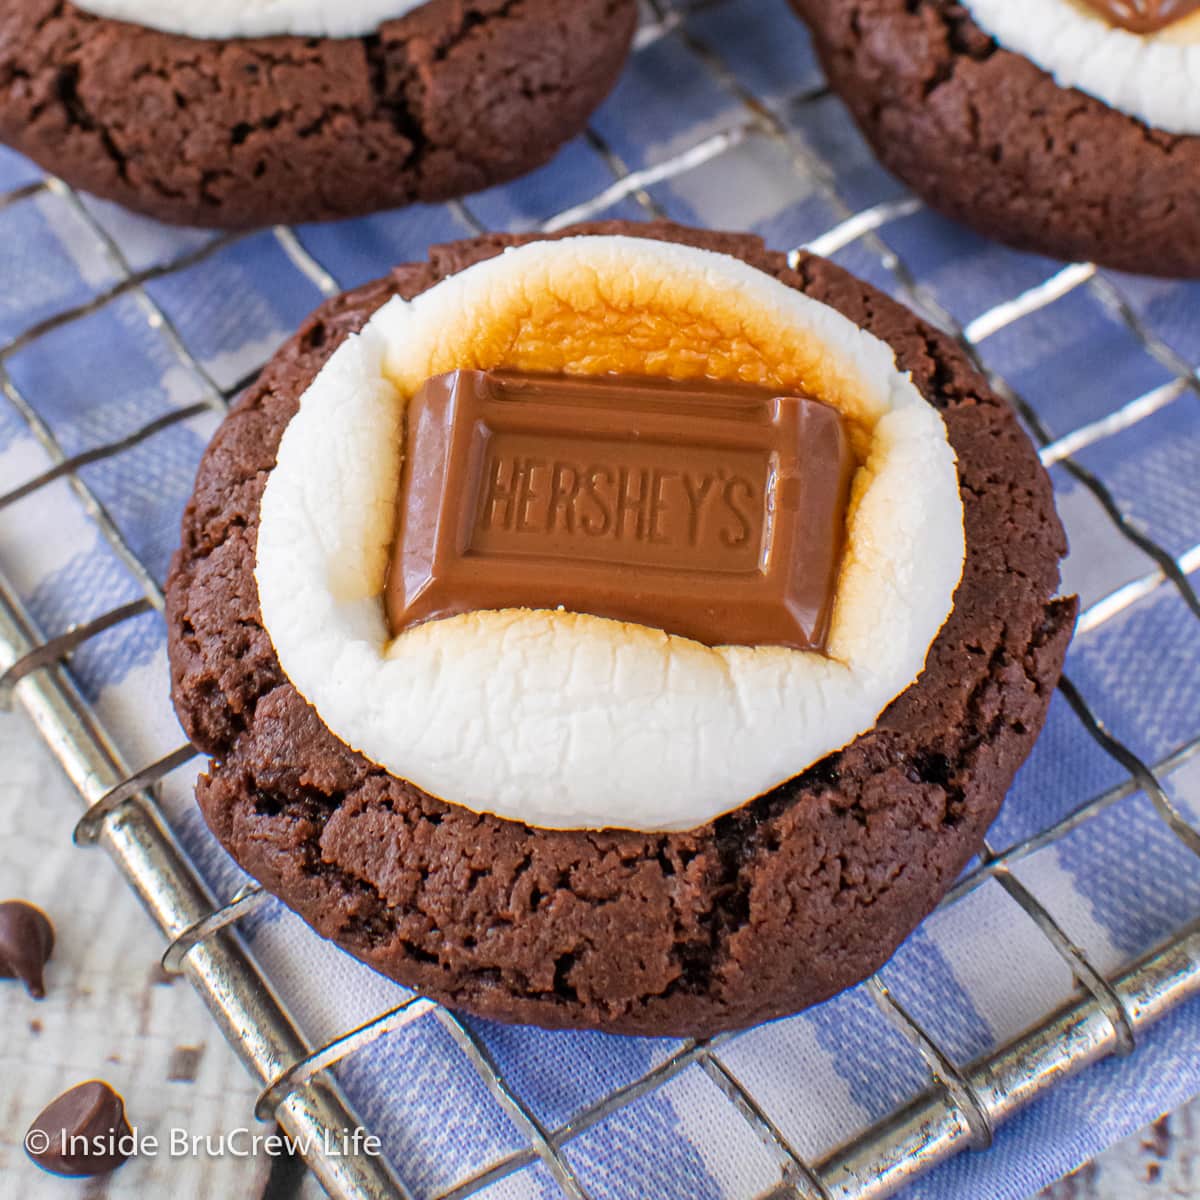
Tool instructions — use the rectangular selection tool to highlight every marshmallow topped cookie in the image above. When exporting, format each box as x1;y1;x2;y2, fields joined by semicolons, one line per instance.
792;0;1200;276
0;0;636;228
70;0;424;39
254;236;965;831
166;223;1075;1035
962;0;1200;135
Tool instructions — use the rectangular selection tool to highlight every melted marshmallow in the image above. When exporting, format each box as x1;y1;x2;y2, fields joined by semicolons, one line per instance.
255;237;965;832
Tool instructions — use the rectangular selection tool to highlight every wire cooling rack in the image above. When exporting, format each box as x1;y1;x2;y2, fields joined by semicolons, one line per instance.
2;1;1200;1197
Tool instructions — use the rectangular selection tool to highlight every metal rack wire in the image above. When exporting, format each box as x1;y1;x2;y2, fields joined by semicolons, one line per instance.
1;0;1199;1196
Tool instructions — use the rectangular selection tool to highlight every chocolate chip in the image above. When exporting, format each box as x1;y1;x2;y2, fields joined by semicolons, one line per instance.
25;1081;133;1177
0;899;55;998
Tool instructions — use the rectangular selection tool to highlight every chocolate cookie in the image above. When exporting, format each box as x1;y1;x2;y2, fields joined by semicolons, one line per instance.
165;222;1075;1037
0;0;636;228
791;0;1200;276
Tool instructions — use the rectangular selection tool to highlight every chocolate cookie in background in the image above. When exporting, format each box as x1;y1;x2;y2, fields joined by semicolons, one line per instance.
790;0;1200;277
0;0;637;228
165;221;1075;1037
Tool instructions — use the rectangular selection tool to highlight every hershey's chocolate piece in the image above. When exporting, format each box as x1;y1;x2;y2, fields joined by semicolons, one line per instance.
0;899;55;999
25;1081;132;1177
1079;0;1200;32
386;370;855;650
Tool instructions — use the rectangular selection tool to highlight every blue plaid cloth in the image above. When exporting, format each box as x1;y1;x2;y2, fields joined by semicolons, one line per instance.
1;2;1199;1197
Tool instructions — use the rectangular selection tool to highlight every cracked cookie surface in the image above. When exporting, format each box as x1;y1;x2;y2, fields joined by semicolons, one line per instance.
165;222;1075;1036
0;0;636;227
791;0;1200;276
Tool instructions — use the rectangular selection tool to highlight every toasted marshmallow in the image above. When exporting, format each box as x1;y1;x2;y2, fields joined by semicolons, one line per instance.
255;237;965;831
71;0;421;38
963;0;1200;135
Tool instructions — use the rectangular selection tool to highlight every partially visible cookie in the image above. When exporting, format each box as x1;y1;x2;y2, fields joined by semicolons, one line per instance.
792;0;1200;276
165;222;1075;1037
0;0;636;228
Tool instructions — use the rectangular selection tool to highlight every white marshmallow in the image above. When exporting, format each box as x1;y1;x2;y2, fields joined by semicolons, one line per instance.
255;237;965;831
71;0;422;39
